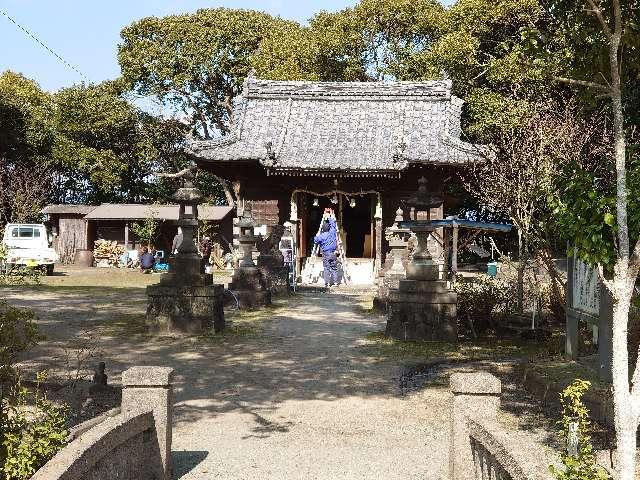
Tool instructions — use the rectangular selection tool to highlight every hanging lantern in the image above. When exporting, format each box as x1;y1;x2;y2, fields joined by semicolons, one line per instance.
349;197;356;208
313;197;319;207
331;194;338;204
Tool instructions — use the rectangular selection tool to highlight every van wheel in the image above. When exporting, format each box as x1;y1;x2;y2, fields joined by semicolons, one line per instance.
46;264;54;276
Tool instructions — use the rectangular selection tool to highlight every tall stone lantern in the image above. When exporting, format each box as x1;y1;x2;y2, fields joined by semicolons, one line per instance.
146;170;225;333
385;177;457;342
229;203;271;309
374;207;411;310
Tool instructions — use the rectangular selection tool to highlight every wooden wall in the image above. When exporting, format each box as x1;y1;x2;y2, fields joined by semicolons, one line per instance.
53;215;88;264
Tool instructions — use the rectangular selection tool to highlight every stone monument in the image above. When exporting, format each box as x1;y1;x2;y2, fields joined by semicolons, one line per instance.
229;204;271;308
386;178;457;342
146;170;225;333
256;225;290;295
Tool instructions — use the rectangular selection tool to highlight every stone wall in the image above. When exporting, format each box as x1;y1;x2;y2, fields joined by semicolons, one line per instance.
32;366;174;480
449;372;555;480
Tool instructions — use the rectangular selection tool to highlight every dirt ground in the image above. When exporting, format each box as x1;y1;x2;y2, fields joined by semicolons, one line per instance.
3;266;564;479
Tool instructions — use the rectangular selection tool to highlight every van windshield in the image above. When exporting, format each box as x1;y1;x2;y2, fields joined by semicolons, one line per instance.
11;227;41;238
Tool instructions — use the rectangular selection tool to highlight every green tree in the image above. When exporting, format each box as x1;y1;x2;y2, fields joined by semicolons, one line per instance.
0;71;56;223
118;8;291;138
52;81;142;203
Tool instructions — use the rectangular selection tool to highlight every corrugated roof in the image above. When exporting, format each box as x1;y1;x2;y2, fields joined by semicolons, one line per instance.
42;204;97;215
188;76;483;173
83;204;233;221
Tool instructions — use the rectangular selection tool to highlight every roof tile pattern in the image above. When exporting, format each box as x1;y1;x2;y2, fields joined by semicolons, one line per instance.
189;77;482;172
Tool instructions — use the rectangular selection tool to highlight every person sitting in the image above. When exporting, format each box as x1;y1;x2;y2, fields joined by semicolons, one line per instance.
139;247;155;273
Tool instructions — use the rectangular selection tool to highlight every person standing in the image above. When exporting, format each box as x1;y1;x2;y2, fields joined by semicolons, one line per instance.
171;226;183;255
314;208;338;288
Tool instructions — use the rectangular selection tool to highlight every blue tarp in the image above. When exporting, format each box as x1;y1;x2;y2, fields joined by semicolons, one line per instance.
430;218;512;232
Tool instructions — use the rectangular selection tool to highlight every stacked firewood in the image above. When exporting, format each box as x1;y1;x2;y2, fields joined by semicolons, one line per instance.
93;240;124;267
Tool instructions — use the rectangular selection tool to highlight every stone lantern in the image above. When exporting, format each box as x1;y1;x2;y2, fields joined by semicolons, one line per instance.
237;204;258;268
374;207;411;311
385;177;457;342
229;203;271;309
146;170;225;334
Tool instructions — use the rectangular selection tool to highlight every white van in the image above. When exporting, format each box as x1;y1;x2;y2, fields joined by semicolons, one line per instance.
2;224;58;275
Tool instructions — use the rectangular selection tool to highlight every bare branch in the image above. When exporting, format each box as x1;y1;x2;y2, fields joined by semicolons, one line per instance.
552;75;611;92
157;166;196;179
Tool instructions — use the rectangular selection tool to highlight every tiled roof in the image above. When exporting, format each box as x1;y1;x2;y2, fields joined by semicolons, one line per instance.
83;204;233;221
42;204;97;215
188;76;483;173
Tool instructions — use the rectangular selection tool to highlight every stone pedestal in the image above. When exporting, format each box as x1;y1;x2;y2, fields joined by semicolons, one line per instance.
258;254;290;295
230;267;271;308
386;226;457;342
147;283;225;334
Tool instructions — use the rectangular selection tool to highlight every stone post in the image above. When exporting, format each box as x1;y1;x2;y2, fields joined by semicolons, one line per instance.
565;254;579;360
122;366;174;480
449;372;501;480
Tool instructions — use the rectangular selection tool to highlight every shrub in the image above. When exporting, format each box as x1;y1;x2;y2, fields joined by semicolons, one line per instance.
549;379;610;480
0;302;42;380
1;372;69;480
453;275;518;334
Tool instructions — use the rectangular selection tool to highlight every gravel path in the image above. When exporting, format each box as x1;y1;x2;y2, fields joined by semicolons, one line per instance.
170;293;450;480
5;287;452;480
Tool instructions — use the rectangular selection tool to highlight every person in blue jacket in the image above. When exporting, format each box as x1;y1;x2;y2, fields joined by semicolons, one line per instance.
314;208;338;287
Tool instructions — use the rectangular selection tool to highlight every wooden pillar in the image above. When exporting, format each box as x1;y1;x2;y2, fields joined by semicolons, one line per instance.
124;222;130;249
451;224;459;274
374;193;383;269
443;227;451;279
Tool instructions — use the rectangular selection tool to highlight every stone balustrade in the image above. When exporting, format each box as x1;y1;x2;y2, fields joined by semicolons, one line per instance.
449;372;555;480
32;366;174;480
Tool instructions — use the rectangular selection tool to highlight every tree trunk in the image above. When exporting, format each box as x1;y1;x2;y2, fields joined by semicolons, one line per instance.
538;248;566;323
611;275;636;479
606;3;639;476
517;229;525;314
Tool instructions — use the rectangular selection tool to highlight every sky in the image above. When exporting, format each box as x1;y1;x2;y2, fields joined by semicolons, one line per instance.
0;0;358;93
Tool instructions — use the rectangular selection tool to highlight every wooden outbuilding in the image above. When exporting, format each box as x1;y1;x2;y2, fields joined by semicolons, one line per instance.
188;76;483;281
43;204;234;263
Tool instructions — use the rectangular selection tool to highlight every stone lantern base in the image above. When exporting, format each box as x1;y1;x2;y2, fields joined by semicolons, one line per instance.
257;254;290;295
230;267;271;309
146;283;225;334
385;260;457;342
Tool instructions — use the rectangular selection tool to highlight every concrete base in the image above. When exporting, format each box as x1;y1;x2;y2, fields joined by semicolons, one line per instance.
230;267;271;309
146;284;225;334
386;276;457;342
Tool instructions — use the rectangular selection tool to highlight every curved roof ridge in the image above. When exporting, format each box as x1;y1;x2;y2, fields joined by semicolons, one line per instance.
243;77;452;100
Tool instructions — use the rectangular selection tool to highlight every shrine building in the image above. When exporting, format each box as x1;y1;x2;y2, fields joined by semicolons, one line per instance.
188;75;482;281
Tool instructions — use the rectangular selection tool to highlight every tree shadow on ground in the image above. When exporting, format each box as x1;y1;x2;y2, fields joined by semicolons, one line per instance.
5;288;395;429
172;450;209;478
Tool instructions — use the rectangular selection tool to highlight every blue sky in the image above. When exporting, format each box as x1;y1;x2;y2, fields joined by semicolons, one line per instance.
0;0;357;92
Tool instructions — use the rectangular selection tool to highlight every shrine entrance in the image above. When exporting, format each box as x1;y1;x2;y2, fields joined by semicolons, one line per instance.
299;192;375;259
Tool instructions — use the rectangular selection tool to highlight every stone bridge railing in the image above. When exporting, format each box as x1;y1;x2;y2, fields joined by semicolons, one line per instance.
32;366;174;480
449;372;555;480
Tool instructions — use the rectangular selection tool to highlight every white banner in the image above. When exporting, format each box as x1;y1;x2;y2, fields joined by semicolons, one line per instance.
572;257;600;316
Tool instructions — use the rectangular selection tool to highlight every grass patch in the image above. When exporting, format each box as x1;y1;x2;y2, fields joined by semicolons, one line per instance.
362;330;559;362
529;359;607;391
